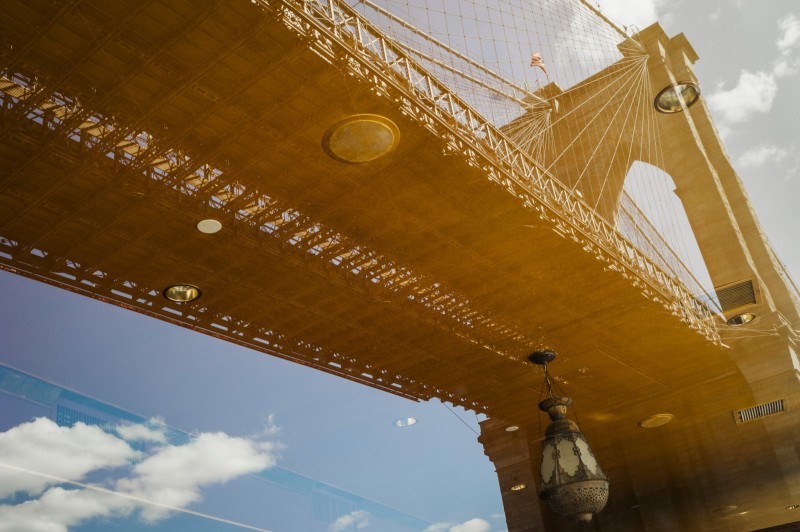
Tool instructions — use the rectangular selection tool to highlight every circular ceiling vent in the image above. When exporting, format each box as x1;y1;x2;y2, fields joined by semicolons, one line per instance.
638;413;674;428
196;219;223;234
322;114;400;163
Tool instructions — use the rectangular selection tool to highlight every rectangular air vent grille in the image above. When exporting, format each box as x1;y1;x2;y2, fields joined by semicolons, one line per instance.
716;279;756;312
733;399;786;424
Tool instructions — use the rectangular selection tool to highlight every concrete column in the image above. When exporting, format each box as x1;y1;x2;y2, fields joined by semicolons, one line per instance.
478;418;547;532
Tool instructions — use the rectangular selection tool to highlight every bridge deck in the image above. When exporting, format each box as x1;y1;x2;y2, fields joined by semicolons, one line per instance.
2;1;798;530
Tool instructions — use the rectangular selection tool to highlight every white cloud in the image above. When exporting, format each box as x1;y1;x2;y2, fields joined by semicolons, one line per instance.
0;487;126;532
708;14;800;127
772;59;797;79
0;417;278;530
773;14;800;78
451;518;492;532
706;70;778;124
118;431;276;522
259;413;281;437
116;420;168;444
425;518;492;532
425;524;452;532
330;509;369;531
737;144;789;168
596;0;662;30
777;14;800;53
0;418;136;498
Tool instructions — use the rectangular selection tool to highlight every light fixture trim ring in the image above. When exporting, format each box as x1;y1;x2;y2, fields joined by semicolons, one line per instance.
654;81;701;113
196;219;223;234
638;413;675;428
726;312;756;326
322;114;400;163
163;284;202;303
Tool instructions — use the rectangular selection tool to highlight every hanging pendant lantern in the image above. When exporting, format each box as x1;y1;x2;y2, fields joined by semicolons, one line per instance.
530;350;609;525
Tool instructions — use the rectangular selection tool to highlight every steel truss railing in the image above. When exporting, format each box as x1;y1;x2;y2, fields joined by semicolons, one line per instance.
267;0;720;343
0;234;432;403
0;69;508;412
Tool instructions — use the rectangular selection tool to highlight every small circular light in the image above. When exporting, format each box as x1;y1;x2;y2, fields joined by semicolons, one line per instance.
510;483;526;491
322;114;400;163
654;81;701;113
638;413;674;428
196;219;222;234
163;284;202;303
727;313;756;326
394;417;417;427
505;425;519;432
787;504;800;510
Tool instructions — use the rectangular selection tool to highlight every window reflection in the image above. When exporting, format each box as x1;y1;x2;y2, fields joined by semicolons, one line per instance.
0;272;506;531
0;363;477;531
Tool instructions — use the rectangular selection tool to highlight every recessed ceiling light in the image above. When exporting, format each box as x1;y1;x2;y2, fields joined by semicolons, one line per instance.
505;425;519;432
638;413;674;428
163;284;202;303
394;417;417;427
727;313;756;326
510;483;526;491
322;114;400;163
787;504;800;510
196;219;222;234
654;81;701;113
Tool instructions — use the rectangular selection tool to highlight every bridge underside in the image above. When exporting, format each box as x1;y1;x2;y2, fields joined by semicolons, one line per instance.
1;1;799;530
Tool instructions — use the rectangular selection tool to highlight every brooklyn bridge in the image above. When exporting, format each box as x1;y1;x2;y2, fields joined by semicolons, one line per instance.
0;1;798;530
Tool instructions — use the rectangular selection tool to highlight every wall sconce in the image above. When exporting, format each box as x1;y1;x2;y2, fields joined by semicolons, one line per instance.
530;349;609;525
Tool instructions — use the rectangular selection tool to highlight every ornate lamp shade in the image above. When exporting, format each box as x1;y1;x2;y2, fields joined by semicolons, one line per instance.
538;396;609;524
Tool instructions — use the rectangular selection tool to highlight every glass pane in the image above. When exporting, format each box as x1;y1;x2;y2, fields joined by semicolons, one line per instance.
0;272;506;532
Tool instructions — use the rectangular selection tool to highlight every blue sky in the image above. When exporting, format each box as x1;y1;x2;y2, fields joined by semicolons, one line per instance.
0;1;798;532
0;272;505;532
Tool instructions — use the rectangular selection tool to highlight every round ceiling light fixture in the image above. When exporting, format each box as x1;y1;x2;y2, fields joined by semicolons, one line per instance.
787;504;800;510
163;284;202;303
727;312;756;326
638;413;674;428
510;483;527;491
322;114;400;163
505;425;519;432
196;219;222;234
654;81;701;113
394;417;417;427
